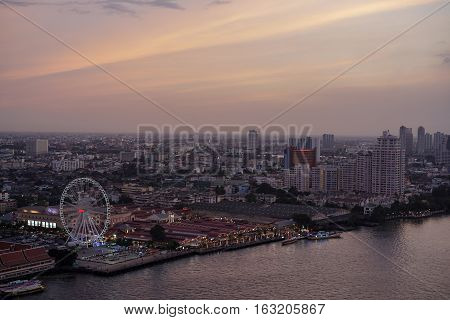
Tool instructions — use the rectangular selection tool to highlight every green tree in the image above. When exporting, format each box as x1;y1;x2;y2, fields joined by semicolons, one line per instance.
116;238;132;247
351;205;363;215
246;193;257;203
215;186;226;195
48;249;78;266
165;240;180;250
292;213;312;227
288;186;299;196
150;224;166;242
370;206;388;222
118;194;133;204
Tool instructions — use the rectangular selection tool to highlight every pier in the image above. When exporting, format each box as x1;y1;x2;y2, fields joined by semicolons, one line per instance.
75;237;283;275
385;210;446;220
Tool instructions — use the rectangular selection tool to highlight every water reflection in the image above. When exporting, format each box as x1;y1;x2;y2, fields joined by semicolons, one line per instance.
25;216;450;300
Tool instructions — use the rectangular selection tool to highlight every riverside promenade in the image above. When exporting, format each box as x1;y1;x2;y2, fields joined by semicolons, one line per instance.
76;236;283;275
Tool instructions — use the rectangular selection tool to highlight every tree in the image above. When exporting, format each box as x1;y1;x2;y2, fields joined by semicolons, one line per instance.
150;224;166;242
255;183;276;194
116;238;132;247
245;193;257;203
165;240;180;250
349;206;363;226
48;248;78;266
370;206;388;222
288;186;299;196
351;205;363;215
118;194;133;204
292;213;312;227
215;186;225;195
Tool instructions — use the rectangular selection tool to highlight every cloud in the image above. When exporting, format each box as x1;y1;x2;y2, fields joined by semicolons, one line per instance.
2;0;49;6
443;56;450;65
208;0;232;5
1;0;185;14
69;7;90;14
102;2;136;15
437;51;450;66
146;0;183;10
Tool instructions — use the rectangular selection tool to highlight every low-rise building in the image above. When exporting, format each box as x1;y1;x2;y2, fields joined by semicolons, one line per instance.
51;159;85;172
16;206;60;228
0;193;17;213
0;241;55;281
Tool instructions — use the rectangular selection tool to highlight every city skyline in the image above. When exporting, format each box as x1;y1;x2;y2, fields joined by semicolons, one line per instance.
1;0;449;134
0;126;445;138
1;0;450;309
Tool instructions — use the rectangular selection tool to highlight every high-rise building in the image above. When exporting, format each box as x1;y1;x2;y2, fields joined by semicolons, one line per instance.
287;136;320;164
399;126;413;156
372;131;405;196
309;165;339;193
339;160;356;192
297;137;313;149
26;139;48;156
247;129;259;151
310;166;324;193
283;165;310;192
417;126;425;155
283;147;317;169
322;134;335;151
355;151;373;193
433;132;445;152
313;137;321;164
323;165;339;193
434;134;450;166
424;133;433;154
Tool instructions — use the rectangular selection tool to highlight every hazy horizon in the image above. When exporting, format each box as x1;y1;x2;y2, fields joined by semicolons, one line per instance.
1;0;449;135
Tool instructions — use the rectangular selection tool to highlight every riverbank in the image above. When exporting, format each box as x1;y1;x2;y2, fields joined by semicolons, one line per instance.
23;216;450;299
71;210;450;276
75;236;283;275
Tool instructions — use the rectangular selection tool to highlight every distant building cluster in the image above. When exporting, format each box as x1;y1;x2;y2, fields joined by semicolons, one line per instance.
51;159;85;172
0;126;448;232
284;131;406;196
26;139;48;157
400;125;449;164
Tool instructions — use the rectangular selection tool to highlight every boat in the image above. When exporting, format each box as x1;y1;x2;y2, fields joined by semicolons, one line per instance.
281;237;298;245
307;231;342;240
0;280;45;297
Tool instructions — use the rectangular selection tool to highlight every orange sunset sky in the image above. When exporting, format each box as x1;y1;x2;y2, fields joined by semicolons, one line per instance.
1;0;449;134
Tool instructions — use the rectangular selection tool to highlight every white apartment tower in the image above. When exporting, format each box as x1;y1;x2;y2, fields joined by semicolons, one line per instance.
372;131;405;196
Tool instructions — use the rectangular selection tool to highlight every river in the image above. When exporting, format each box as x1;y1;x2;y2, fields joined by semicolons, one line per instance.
26;216;450;299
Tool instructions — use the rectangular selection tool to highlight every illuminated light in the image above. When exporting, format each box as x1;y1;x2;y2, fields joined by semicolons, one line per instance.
79;209;85;214
47;208;58;214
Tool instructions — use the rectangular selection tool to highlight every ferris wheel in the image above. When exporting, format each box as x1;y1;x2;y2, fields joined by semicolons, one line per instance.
59;178;111;246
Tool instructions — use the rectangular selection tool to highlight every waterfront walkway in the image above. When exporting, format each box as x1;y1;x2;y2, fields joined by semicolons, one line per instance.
75;237;283;275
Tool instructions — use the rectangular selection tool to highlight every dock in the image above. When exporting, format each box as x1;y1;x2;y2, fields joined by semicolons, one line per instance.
75;237;283;275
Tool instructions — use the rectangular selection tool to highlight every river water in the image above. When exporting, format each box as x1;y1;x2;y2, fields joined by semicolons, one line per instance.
26;216;450;299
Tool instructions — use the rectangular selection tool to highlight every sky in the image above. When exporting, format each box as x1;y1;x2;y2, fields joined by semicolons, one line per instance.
0;0;449;135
